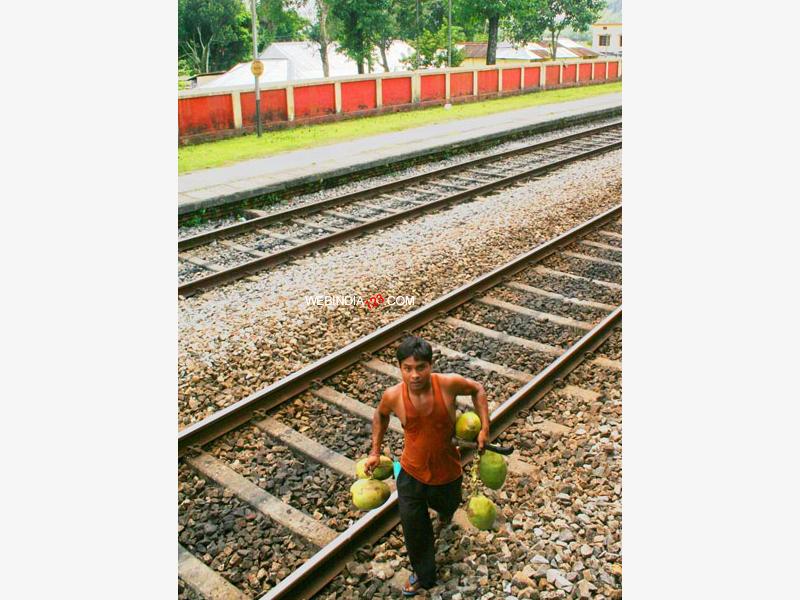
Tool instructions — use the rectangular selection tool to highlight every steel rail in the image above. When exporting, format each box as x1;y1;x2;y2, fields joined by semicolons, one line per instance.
179;121;620;251
178;139;621;297
257;307;622;600
178;204;621;453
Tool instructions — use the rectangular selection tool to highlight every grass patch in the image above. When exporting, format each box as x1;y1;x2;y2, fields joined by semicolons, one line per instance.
179;81;621;174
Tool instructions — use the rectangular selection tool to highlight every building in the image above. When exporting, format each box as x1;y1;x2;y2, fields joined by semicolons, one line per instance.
459;39;598;68
198;40;414;89
186;71;226;88
591;23;622;56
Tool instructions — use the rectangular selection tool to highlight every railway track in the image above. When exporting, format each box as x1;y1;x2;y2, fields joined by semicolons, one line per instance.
178;122;622;297
178;206;622;599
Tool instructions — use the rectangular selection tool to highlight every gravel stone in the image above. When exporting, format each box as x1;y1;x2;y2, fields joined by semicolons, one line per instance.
583;230;621;248
452;303;582;350
413;320;556;378
514;266;621;306
543;254;622;285
206;424;364;532
232;230;294;254
342;203;385;219
327;364;398;408
596;328;622;362
177;578;203;599
178;259;211;285
269;221;319;241
272;393;404;459
181;242;254;269
490;285;610;323
575;243;622;262
300;214;355;231
178;464;315;597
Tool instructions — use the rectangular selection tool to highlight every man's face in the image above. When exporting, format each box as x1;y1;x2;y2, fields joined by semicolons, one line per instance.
399;356;432;392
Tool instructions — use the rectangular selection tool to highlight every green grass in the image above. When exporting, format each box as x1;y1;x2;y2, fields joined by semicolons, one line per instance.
179;81;621;174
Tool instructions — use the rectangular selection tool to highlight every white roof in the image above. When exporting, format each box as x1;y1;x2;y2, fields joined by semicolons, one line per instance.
529;41;583;59
458;38;595;62
495;42;539;61
199;60;290;89
556;37;585;48
265;40;414;80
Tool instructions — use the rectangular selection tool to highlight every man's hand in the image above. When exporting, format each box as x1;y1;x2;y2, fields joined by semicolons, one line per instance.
441;374;490;453
477;428;489;452
364;453;380;476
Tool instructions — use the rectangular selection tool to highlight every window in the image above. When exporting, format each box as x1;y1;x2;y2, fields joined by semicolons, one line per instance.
618;35;622;47
599;35;610;46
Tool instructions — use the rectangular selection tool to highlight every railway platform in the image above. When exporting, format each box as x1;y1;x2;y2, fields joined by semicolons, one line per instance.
178;92;621;216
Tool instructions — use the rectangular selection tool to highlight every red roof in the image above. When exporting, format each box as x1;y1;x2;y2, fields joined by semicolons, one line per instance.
461;42;488;58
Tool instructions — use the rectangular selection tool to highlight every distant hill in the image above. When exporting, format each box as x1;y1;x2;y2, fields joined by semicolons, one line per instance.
601;0;622;22
563;0;621;41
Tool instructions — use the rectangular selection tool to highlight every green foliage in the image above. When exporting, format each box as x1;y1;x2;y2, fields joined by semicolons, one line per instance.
257;0;310;48
178;58;195;90
510;0;606;56
402;24;466;69
394;0;448;41
454;0;511;22
329;0;393;72
178;0;314;74
178;0;251;72
452;0;529;64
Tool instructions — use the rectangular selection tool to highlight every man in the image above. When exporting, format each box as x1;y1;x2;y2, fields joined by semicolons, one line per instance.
364;335;490;596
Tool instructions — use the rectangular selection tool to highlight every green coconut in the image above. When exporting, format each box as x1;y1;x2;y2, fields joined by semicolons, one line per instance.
478;450;508;490
350;478;391;511
455;411;482;441
355;455;394;480
467;494;497;530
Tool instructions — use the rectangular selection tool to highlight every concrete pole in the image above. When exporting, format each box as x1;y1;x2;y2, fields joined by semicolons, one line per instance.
251;0;261;136
415;0;420;70
448;0;452;67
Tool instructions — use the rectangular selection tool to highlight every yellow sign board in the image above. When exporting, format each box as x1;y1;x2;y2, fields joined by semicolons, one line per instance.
251;60;264;77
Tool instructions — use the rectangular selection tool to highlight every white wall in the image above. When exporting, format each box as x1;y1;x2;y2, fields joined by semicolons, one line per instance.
592;24;623;54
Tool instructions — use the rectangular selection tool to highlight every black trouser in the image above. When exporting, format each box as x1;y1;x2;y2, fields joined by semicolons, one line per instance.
396;468;463;588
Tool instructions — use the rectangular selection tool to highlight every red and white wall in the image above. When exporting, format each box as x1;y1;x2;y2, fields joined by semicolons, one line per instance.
178;58;621;145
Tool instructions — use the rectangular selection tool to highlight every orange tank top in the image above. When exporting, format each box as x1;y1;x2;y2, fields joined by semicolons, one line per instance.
399;373;462;485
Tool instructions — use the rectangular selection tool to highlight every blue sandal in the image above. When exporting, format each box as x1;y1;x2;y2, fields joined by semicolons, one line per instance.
402;573;421;597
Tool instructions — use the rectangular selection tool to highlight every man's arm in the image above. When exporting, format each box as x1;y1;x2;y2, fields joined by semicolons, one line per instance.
365;390;392;473
446;375;490;450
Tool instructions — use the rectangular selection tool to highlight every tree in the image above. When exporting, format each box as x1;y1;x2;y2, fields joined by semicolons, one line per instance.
401;24;466;69
513;0;606;60
394;0;446;43
329;0;391;73
454;0;524;65
178;0;251;73
373;5;400;72
306;1;336;77
257;0;309;50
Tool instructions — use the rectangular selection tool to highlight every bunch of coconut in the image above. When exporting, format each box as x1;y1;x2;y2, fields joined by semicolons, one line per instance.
455;411;508;531
350;455;393;511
